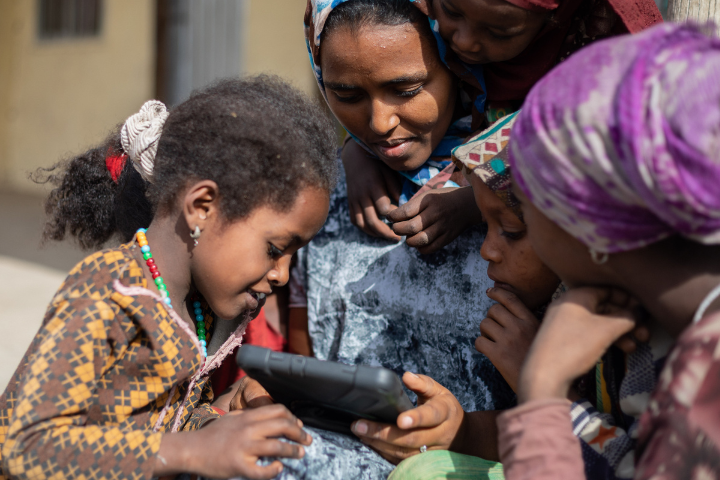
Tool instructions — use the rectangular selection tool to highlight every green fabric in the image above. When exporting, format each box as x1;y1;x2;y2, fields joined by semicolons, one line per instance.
388;450;504;480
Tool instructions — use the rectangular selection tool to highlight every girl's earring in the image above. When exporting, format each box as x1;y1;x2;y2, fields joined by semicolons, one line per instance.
589;249;609;265
190;226;201;247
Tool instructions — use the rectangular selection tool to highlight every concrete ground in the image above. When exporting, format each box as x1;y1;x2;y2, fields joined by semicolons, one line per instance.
0;188;86;390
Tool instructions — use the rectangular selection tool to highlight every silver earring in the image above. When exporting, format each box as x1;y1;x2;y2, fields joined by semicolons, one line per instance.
590;249;609;265
190;226;201;247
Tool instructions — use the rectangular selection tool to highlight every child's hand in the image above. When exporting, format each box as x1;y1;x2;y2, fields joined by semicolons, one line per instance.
613;323;651;353
474;287;540;392
230;376;274;410
387;187;482;254
350;373;465;464
518;287;637;403
182;404;312;479
342;139;402;242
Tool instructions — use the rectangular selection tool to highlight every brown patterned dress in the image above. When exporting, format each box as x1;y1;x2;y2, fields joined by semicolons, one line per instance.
0;243;233;480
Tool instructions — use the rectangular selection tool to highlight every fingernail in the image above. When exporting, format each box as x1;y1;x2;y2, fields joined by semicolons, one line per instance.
398;416;413;429
298;447;305;458
408;372;419;378
354;421;368;435
486;288;492;294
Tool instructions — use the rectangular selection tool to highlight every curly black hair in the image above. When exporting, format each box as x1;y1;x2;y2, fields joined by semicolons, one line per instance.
35;75;338;250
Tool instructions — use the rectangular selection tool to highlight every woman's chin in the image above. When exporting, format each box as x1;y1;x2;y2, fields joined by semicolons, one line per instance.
379;154;431;172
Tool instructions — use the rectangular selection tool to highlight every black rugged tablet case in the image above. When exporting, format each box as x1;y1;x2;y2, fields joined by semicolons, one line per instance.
236;346;414;435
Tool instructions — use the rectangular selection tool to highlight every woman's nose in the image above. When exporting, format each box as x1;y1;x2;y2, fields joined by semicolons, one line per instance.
369;99;400;136
480;234;502;264
267;256;291;287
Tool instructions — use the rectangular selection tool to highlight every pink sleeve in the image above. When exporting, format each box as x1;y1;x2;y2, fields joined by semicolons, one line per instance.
497;398;585;480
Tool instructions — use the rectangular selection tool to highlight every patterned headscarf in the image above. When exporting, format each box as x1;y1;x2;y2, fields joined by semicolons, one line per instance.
303;0;471;204
452;112;522;219
510;23;720;254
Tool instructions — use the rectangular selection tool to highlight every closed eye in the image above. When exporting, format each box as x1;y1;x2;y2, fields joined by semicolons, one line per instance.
268;244;284;259
397;85;424;98
501;230;525;241
487;29;516;40
332;92;362;103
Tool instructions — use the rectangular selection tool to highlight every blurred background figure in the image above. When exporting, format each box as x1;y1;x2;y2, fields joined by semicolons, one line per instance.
0;0;315;390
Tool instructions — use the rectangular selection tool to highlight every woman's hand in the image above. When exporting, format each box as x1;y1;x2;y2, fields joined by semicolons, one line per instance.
387;187;482;254
350;373;465;464
474;288;541;392
229;376;274;410
156;404;312;479
342;139;402;242
518;287;638;403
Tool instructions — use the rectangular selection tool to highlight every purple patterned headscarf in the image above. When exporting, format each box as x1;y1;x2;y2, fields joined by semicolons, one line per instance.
509;23;720;253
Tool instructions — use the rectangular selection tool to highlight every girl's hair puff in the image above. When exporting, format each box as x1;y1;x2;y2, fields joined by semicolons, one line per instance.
35;75;338;250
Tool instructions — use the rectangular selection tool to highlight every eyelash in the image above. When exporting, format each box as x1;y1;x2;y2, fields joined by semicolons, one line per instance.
501;230;525;241
488;31;514;40
268;244;283;259
397;86;424;97
334;93;361;104
334;85;424;103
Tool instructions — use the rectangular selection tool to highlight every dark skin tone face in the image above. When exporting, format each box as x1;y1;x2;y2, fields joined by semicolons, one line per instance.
321;22;457;171
433;0;547;64
511;177;720;337
471;175;559;311
143;182;329;323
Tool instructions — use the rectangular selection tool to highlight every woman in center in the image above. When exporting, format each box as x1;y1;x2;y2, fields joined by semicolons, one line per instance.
241;0;515;478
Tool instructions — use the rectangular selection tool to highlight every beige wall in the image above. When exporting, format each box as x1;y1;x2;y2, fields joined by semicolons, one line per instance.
0;0;317;194
244;0;317;96
0;0;154;193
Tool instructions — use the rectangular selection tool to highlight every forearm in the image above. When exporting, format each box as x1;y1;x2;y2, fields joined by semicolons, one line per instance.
450;410;501;461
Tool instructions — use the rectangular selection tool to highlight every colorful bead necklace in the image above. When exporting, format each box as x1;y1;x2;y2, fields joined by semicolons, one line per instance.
135;228;207;357
192;299;208;357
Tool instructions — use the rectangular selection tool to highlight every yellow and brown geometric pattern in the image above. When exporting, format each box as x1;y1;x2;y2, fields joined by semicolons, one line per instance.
0;244;219;480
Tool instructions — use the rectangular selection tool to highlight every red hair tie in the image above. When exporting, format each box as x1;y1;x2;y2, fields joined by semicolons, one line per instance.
105;150;127;183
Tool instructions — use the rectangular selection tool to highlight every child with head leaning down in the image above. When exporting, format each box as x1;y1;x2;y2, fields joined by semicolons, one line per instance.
0;76;338;480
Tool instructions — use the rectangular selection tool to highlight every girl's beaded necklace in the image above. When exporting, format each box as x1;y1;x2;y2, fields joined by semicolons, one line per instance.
136;228;208;357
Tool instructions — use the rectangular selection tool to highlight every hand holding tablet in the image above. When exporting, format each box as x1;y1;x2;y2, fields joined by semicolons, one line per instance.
236;346;414;435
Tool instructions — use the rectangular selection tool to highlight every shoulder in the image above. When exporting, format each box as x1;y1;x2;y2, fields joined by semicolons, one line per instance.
56;244;144;300
45;244;145;321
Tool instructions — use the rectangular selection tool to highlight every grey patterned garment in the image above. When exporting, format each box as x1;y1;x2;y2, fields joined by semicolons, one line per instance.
238;164;515;480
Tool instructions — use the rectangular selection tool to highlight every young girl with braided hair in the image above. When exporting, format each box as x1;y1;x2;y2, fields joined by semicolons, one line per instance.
0;76;338;480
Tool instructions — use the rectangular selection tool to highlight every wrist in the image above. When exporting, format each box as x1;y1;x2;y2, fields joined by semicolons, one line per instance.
450;410;469;452
517;367;571;404
156;432;196;476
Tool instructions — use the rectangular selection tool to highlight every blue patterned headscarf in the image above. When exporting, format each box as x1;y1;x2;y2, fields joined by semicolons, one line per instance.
303;0;472;204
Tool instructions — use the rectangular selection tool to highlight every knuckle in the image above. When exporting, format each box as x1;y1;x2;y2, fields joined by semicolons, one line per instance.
488;304;502;316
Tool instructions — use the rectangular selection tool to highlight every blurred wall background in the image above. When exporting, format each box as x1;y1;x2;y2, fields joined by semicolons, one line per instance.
0;0;317;390
0;0;315;195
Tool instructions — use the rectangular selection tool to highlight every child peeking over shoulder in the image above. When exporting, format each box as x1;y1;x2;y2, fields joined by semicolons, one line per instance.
0;76;338;480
